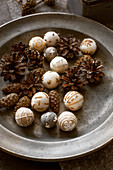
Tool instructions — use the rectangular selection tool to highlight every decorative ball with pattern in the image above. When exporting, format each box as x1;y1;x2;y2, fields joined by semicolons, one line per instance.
31;92;49;112
58;111;77;131
44;47;57;62
15;107;34;127
80;38;97;55
44;31;60;46
63;91;84;111
29;36;46;52
41;112;57;128
42;71;60;89
50;56;68;74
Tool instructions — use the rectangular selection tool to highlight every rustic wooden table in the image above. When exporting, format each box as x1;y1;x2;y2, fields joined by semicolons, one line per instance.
0;0;113;170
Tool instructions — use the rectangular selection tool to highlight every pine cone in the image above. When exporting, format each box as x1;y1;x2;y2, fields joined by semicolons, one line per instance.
57;34;80;59
0;52;27;82
14;96;31;113
49;90;59;113
74;55;92;67
11;42;28;61
62;66;88;91
79;58;104;83
26;48;44;70
32;68;45;83
21;69;44;98
2;83;22;94
20;0;37;16
0;93;19;108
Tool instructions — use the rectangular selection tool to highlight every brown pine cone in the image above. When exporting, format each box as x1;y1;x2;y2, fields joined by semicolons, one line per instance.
11;42;28;61
26;48;44;70
14;96;31;113
2;83;22;94
0;93;19;108
74;55;92;67
49;90;59;113
21;70;44;98
79;58;104;83
57;34;80;59
32;68;45;83
62;66;88;91
0;52;27;82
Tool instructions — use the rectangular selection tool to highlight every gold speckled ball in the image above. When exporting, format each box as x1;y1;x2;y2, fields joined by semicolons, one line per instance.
42;71;60;89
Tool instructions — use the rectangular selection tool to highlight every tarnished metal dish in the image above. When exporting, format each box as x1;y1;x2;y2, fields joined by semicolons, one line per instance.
0;12;113;161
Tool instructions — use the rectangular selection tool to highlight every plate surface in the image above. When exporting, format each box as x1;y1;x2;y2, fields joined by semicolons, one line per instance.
0;12;113;161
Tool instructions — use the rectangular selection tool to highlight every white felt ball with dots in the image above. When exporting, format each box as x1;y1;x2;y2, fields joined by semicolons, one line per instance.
42;71;60;89
50;56;68;74
80;38;97;55
44;31;60;46
15;107;34;127
29;36;46;52
63;91;84;111
58;111;77;132
31;92;49;112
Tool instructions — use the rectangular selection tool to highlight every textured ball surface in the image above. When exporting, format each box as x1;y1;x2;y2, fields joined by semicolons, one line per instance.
41;112;57;128
44;31;60;46
50;56;68;74
80;38;97;55
58;111;77;131
29;36;46;52
63;91;84;111
31;92;49;112
15;107;34;127
42;71;60;89
44;47;57;62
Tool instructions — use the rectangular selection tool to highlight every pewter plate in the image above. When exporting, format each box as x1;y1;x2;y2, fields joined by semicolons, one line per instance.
0;12;113;162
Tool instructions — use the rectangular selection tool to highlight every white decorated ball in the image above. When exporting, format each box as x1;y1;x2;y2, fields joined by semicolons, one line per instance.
50;56;68;74
80;38;97;55
29;36;46;52
15;107;34;127
31;92;49;112
42;71;60;89
58;111;77;131
44;31;60;46
63;91;84;111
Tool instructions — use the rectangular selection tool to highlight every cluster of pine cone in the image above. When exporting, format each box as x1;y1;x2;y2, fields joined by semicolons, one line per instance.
0;42;60;113
0;34;104;116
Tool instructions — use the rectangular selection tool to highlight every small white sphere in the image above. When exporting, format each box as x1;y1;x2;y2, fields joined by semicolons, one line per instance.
63;91;84;111
29;36;46;52
31;92;49;112
50;56;68;74
44;47;57;62
42;71;60;89
44;31;60;46
58;111;77;131
15;107;34;127
80;38;97;55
